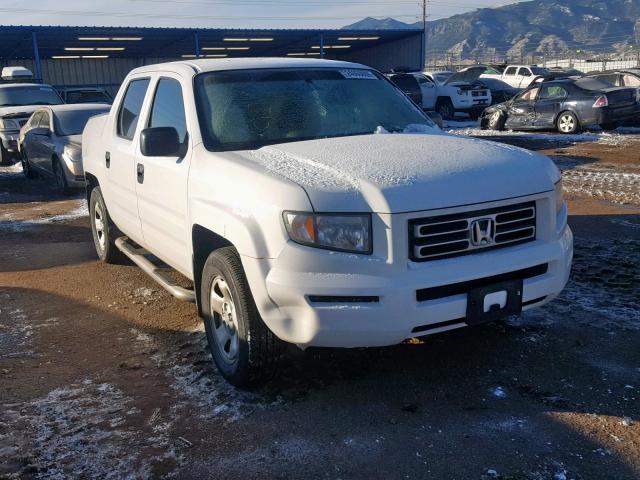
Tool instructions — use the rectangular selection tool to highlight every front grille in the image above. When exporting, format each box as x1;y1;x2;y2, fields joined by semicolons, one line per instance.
472;90;488;97
17;118;28;127
409;201;536;262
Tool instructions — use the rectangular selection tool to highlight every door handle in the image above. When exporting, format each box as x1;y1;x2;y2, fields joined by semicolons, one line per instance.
137;163;144;184
105;151;110;168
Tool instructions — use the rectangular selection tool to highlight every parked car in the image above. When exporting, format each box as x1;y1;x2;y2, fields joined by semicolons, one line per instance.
19;104;110;193
423;67;492;119
480;78;640;133
481;65;551;89
0;67;64;165
83;58;572;387
57;86;113;105
586;69;640;102
476;78;520;105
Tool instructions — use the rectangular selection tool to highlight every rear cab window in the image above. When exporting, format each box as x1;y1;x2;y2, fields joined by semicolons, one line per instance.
117;78;151;140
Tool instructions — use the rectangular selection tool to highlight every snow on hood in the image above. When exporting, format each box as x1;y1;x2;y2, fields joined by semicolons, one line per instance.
241;133;559;214
444;66;486;85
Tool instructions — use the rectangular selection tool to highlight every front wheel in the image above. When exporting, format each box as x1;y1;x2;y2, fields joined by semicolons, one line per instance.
0;145;11;166
557;111;581;134
21;151;37;178
53;158;70;195
201;247;281;387
436;99;455;120
486;110;506;131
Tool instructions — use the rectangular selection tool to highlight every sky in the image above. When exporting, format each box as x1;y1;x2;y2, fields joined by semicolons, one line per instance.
1;0;524;29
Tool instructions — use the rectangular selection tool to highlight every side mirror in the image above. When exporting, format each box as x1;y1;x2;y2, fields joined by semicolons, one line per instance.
140;127;181;157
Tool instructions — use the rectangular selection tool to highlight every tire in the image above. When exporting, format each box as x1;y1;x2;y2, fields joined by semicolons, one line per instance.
21;150;37;178
487;110;506;131
556;111;581;134
436;98;455;120
201;246;281;387
0;144;11;166
53;158;71;195
89;186;125;264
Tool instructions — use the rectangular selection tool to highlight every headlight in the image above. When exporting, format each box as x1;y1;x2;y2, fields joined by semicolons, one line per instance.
63;144;81;162
283;212;372;254
555;179;564;214
0;118;20;130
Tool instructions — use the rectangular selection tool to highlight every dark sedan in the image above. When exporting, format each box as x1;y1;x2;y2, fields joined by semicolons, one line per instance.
480;78;640;134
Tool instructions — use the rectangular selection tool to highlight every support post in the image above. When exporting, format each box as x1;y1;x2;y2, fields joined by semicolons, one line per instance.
194;31;201;58
320;32;324;59
31;31;42;83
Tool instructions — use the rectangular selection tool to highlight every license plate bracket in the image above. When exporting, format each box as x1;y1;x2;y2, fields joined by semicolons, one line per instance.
466;279;523;326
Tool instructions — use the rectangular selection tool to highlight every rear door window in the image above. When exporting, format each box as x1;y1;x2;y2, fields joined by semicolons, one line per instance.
117;78;150;140
391;75;419;92
505;67;518;76
538;85;568;101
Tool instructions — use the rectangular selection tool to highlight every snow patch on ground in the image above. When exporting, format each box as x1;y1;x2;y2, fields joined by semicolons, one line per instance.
562;169;640;206
0;200;88;233
1;379;182;478
0;297;58;359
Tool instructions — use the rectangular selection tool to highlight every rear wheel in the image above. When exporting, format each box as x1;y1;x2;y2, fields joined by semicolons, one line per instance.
89;186;125;264
556;111;580;134
436;98;455;120
201;246;281;387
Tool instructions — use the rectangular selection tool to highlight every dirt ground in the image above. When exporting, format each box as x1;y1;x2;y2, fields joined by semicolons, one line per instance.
1;131;639;480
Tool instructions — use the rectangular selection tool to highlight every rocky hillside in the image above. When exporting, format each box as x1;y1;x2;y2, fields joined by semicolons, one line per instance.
344;0;640;60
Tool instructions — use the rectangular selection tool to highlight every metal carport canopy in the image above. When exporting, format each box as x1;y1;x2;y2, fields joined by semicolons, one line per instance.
0;25;422;67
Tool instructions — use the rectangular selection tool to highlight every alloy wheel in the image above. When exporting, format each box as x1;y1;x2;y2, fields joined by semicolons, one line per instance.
209;276;240;363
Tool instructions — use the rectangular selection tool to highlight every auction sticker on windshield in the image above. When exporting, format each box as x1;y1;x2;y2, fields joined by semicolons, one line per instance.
340;69;377;80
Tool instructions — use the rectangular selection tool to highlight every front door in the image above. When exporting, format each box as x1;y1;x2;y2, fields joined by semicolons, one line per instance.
135;75;192;276
102;77;151;245
505;86;539;129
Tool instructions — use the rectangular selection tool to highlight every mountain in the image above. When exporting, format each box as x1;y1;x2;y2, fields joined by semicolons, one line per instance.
343;0;640;61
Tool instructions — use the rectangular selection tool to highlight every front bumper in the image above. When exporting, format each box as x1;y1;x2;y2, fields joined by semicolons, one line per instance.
244;193;573;348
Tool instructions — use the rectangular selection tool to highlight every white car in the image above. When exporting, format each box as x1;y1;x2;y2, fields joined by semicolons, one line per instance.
0;67;64;165
422;67;492;119
83;58;573;386
481;65;551;89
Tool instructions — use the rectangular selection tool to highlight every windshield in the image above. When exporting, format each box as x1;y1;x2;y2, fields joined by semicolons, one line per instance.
66;90;112;104
54;108;109;136
0;86;62;107
194;68;435;151
433;72;453;84
530;67;549;76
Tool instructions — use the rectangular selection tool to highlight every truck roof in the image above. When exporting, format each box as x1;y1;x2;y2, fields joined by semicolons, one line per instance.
129;57;370;76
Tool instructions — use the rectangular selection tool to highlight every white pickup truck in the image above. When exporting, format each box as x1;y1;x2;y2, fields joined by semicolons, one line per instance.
83;58;573;387
481;65;551;89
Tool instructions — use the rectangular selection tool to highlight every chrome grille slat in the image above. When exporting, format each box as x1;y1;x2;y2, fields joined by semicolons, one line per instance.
409;201;537;262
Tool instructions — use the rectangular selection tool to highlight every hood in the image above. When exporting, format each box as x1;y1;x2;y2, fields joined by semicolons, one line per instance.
444;66;486;85
62;134;83;147
238;133;559;214
0;105;41;118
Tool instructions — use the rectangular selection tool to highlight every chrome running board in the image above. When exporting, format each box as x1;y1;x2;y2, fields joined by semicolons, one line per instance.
115;237;195;303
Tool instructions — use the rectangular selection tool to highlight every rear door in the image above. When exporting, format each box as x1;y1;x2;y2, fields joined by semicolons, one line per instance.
534;84;569;128
103;76;151;245
135;74;193;275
